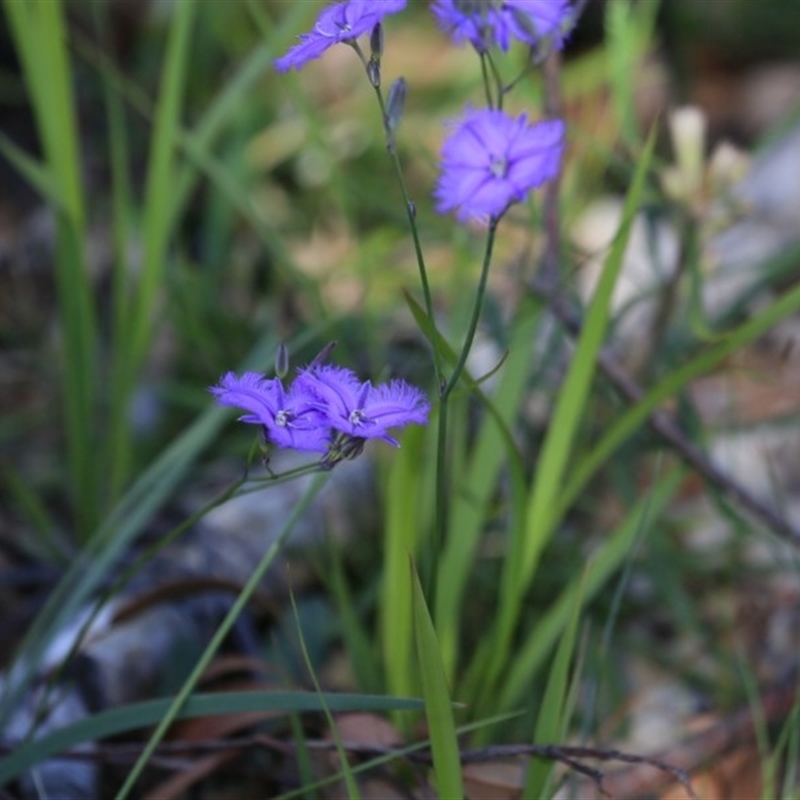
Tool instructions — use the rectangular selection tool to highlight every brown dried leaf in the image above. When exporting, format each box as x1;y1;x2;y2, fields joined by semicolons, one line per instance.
329;712;403;749
659;748;761;800
141;750;241;800
462;759;525;800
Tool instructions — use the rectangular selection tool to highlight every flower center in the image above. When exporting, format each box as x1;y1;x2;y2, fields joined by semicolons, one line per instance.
348;409;370;427
490;155;508;178
275;410;292;428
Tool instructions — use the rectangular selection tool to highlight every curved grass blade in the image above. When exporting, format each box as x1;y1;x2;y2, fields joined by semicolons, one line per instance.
523;567;586;799
383;425;428;705
411;559;464;800
498;468;683;714
484;127;658;701
0;691;423;788
114;472;330;799
292;591;360;800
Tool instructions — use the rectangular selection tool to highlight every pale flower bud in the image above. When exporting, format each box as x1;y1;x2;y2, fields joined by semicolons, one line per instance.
275;342;290;379
708;141;749;195
669;106;706;198
385;77;407;135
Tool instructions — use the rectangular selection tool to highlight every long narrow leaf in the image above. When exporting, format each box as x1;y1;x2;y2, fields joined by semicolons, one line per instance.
3;0;98;535
291;592;361;800
114;472;330;799
488;129;658;694
411;560;464;800
131;0;196;366
519;127;657;595
0;133;58;206
383;426;427;704
498;468;683;713
0;691;423;787
523;568;586;799
436;300;541;681
106;0;197;505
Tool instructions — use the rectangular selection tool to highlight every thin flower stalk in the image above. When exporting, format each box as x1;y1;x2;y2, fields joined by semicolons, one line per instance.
431;219;497;603
372;81;444;389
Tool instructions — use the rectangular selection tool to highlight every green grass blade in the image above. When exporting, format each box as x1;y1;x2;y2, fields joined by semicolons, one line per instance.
93;0;137;510
478;131;659;697
274;713;521;800
411;559;464;800
3;0;99;535
606;0;658;149
0;690;423;788
556;272;800;528
103;0;197;506
383;426;427;705
326;544;380;696
436;300;541;681
0;133;57;205
291;591;361;800
523;568;586;799
1;465;70;563
517;127;657;598
129;0;196;368
498;468;683;715
115;472;330;800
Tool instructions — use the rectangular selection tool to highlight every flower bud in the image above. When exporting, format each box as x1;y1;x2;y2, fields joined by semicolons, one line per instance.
370;22;384;59
385;77;407;134
669;106;706;198
309;340;337;368
708;141;749;195
274;342;290;379
367;58;381;88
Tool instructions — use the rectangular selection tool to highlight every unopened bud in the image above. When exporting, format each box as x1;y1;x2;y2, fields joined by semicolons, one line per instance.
275;342;290;379
370;22;384;59
669;106;706;196
708;141;749;195
367;58;381;88
310;340;337;368
385;77;407;134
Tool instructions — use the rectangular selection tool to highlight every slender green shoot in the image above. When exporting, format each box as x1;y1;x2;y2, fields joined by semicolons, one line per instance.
114;472;329;799
411;558;464;800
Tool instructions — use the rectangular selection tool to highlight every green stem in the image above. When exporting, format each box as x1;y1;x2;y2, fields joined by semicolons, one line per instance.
369;58;499;612
430;220;498;604
115;472;329;800
430;392;449;605
479;52;495;108
483;51;504;110
443;219;498;399
372;82;443;390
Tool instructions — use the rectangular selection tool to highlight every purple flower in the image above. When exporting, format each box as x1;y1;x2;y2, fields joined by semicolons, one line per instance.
432;0;572;53
210;371;331;452
296;365;429;446
434;108;565;224
274;0;407;73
